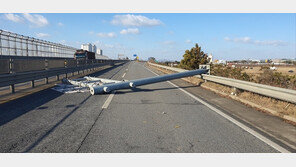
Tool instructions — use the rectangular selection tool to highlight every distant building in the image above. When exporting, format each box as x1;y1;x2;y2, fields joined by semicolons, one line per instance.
208;53;213;63
251;59;260;63
272;59;283;63
118;54;125;60
215;59;226;64
97;49;103;55
92;44;97;53
95;54;109;60
81;43;92;52
81;43;97;53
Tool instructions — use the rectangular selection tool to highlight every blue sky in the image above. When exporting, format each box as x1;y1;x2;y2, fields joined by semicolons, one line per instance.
0;13;295;60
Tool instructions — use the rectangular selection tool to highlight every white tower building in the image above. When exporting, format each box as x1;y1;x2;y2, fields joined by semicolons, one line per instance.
92;44;97;53
97;49;103;55
81;43;92;52
208;53;213;63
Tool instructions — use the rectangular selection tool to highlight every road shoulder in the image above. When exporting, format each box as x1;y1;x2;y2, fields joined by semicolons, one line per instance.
147;64;296;152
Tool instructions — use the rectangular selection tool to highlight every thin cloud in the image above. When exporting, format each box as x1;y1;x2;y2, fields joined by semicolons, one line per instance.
97;32;116;38
224;36;288;46
120;28;140;35
36;33;50;38
4;13;23;23
23;13;49;27
94;40;128;51
104;44;115;48
57;22;64;26
185;39;192;43
111;14;162;27
162;40;176;45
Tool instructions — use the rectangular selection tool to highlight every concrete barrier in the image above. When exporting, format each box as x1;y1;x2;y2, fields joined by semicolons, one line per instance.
0;59;9;74
66;59;77;68
13;59;45;72
48;59;65;69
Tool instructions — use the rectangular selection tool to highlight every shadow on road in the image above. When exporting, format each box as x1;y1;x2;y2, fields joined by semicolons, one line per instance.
115;85;198;94
0;89;64;126
0;63;126;127
24;95;91;152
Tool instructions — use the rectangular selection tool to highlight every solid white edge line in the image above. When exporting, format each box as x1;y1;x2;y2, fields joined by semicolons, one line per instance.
144;65;290;153
122;73;126;78
102;91;116;109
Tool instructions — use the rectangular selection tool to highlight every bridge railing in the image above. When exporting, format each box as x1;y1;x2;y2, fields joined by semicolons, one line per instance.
0;56;129;93
148;62;296;104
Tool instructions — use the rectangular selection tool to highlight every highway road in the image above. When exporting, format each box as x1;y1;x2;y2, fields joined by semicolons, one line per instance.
0;61;291;152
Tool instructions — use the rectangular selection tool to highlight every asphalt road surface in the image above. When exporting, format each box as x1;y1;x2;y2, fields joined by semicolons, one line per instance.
0;61;283;152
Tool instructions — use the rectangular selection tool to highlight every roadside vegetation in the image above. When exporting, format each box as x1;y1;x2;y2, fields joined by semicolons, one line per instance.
179;43;209;70
150;43;296;90
148;43;296;121
211;64;296;90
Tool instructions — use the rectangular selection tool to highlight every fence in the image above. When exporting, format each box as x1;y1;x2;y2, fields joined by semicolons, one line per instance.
0;29;77;58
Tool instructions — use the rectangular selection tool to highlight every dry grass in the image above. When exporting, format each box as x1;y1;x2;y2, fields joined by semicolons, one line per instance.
238;92;296;118
242;66;296;76
148;64;296;120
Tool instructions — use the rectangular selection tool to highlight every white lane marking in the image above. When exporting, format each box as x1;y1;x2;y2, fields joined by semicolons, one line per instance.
102;91;116;109
122;73;126;78
144;66;290;153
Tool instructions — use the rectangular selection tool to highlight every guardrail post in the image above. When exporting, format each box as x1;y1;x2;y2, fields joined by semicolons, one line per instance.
231;87;238;96
64;59;67;68
9;58;14;73
31;80;35;88
200;74;207;82
64;59;68;78
45;77;49;84
56;75;59;81
10;84;15;93
45;59;48;70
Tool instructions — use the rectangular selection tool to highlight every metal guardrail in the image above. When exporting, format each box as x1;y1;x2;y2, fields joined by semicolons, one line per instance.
0;60;128;93
148;62;296;104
